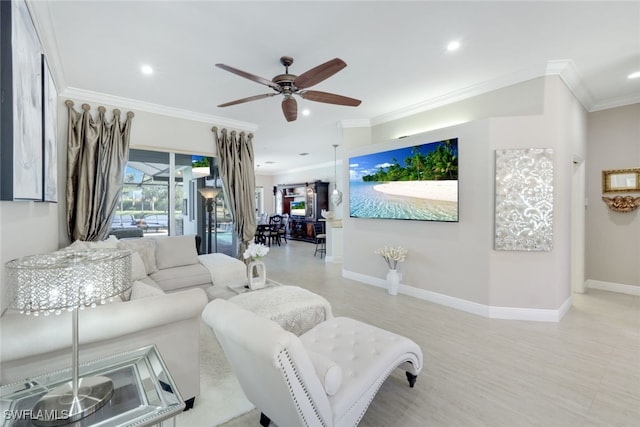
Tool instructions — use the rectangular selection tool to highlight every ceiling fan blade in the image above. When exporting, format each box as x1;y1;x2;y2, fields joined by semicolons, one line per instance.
218;93;277;107
299;90;361;107
294;58;347;89
216;63;281;91
282;96;297;122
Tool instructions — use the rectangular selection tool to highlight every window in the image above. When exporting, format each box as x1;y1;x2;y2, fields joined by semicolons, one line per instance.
114;150;235;256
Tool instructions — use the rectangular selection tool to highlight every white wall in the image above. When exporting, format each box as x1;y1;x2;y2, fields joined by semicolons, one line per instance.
371;77;545;142
344;121;493;304
63;97;221;157
488;77;587;310
2;77;628;316
1;93;245;311
0;202;59;311
341;76;586;316
586;104;640;288
255;174;275;214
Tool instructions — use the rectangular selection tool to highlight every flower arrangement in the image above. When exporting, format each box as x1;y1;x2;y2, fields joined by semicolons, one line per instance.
374;246;408;270
243;242;269;261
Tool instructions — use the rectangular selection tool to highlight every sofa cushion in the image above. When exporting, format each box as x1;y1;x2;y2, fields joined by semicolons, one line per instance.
154;235;199;270
131;252;147;281
149;264;212;292
86;235;119;249
307;349;342;396
63;240;89;250
199;253;248;287
61;236;118;251
130;280;165;300
118;238;157;274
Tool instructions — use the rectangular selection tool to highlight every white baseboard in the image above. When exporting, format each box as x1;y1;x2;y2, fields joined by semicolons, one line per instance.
343;269;571;322
585;279;640;296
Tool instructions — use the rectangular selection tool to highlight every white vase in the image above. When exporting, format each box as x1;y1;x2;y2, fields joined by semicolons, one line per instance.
386;269;400;295
247;260;267;290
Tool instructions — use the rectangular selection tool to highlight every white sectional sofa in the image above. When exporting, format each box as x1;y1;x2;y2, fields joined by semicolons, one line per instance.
0;288;207;407
63;234;247;294
0;234;247;409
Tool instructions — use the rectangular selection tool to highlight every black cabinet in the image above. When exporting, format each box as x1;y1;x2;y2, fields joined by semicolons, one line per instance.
275;181;328;242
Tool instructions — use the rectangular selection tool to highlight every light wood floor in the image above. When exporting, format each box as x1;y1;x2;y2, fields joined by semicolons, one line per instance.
222;240;640;427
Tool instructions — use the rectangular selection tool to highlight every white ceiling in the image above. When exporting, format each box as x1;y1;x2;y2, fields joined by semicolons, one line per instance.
28;1;640;174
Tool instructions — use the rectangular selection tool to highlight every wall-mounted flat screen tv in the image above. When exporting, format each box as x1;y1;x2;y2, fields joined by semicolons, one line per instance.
349;138;458;222
290;200;306;216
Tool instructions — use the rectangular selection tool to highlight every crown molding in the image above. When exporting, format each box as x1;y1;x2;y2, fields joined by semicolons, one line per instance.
61;87;259;132
370;64;548;126
589;93;640;112
546;59;595;111
366;59;622;126
545;60;640;112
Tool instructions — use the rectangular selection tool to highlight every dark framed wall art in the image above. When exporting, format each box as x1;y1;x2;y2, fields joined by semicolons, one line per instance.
1;0;50;201
42;55;58;202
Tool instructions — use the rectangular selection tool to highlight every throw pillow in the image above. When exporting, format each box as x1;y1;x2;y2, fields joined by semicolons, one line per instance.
60;240;90;251
154;235;199;270
306;350;342;396
130;252;147;281
85;235;119;249
130;280;165;300
117;238;158;274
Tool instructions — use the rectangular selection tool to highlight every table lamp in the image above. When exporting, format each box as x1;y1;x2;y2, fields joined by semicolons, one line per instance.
198;187;221;254
5;248;132;426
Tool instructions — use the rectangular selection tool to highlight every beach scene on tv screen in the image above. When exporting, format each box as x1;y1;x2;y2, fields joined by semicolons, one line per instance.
349;138;458;221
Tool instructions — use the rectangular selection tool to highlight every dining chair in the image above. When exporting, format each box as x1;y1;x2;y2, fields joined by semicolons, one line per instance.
313;222;326;258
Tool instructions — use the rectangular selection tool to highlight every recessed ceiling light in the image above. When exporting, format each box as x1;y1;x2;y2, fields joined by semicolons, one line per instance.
628;71;640;79
302;109;310;116
141;65;153;75
447;40;461;52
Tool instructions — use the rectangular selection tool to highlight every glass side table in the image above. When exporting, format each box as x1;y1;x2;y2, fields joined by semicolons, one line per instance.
1;345;184;427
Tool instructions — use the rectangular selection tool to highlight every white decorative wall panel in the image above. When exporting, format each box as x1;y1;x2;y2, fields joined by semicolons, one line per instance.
495;148;553;251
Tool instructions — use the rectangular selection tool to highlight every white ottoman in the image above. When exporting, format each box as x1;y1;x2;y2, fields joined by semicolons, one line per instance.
228;285;333;336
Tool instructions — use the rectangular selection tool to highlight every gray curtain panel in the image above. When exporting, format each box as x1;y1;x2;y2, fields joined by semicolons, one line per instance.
65;101;134;242
212;127;257;257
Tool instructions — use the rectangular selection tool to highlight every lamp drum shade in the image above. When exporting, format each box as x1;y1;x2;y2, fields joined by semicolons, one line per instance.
5;249;132;315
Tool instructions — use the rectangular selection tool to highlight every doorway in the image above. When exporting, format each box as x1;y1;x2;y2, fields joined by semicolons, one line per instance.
571;156;586;293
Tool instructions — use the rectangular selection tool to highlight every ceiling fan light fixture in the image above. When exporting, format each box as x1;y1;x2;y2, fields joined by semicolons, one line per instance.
282;96;297;122
215;56;361;122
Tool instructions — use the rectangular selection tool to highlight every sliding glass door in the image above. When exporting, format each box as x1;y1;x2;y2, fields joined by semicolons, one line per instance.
114;149;235;256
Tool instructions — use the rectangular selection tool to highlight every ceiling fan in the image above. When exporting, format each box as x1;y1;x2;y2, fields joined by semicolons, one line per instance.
215;56;362;122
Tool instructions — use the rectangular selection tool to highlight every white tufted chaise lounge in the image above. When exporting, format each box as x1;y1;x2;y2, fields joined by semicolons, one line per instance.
203;299;423;427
